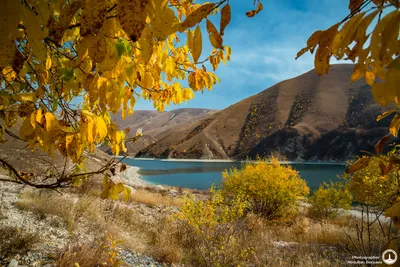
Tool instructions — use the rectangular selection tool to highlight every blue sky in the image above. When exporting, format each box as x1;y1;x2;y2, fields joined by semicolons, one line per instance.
138;0;351;111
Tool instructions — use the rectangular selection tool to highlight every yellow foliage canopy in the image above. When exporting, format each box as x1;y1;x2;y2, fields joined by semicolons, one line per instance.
0;0;237;164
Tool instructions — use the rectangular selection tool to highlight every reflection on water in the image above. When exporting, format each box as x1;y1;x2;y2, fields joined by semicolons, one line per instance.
121;158;346;190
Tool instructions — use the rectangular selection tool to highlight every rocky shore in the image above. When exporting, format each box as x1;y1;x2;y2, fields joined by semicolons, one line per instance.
0;164;173;267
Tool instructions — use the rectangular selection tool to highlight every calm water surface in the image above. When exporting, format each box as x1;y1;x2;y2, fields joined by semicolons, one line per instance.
121;158;346;190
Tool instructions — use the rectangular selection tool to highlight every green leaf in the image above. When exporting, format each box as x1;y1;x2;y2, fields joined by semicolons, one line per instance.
51;97;59;112
123;39;132;55
115;40;125;58
63;68;74;81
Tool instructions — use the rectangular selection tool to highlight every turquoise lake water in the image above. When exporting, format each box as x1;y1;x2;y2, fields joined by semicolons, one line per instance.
121;158;347;191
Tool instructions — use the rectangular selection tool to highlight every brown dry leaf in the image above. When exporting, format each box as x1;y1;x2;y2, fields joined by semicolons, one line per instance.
345;157;371;174
246;1;263;18
220;4;231;36
349;0;363;13
206;20;223;49
374;134;392;154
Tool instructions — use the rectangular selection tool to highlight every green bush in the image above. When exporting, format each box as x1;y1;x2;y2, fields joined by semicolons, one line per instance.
308;182;352;219
222;157;309;219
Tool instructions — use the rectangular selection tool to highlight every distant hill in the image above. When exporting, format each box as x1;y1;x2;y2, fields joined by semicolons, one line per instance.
135;64;392;162
104;108;218;155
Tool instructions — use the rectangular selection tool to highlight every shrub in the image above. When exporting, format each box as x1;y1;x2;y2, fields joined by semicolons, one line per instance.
308;182;352;219
344;155;400;208
222;157;309;219
175;188;253;267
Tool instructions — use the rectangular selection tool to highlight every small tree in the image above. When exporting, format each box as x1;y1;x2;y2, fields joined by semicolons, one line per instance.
308;181;352;219
222;158;309;219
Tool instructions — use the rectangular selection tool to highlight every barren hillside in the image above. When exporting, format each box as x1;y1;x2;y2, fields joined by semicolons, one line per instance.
135;64;392;161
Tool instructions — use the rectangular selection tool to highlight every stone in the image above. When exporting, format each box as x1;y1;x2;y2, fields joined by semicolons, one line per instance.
155;185;165;192
8;259;19;267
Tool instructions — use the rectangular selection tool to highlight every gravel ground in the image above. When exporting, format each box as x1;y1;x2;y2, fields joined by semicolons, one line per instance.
0;164;171;267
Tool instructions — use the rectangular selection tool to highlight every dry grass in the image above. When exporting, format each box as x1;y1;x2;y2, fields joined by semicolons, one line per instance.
129;188;182;207
56;242;109;267
17;189;77;230
14;184;391;267
15;186;180;263
0;226;39;263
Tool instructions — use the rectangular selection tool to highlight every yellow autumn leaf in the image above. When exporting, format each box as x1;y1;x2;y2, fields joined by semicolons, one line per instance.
2;66;16;82
45;56;52;70
96;116;108;140
45;112;59;132
140;25;154;63
80;0;111;36
142;72;155;89
123;186;131;202
365;70;375;85
36;108;43;125
390;114;400;137
15;93;37;103
66;134;74;150
20;116;35;140
372;82;395;107
5;111;17;128
181;3;216;30
0;0;22;69
50;1;83;44
182;88;194;100
206;20;223;50
191;25;202;63
386;58;400;104
330;12;364;59
152;2;180;41
117;0;150;42
314;47;331;75
381;12;400;62
371;10;398;62
370;60;386;80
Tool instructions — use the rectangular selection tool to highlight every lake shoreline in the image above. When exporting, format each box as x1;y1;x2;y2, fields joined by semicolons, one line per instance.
117;156;348;166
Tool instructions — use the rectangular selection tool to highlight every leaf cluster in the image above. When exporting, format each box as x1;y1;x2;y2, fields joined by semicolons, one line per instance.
297;0;399;110
0;0;235;169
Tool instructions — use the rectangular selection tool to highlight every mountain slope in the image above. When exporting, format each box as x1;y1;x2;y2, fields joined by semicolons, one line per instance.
135;64;391;161
108;108;218;155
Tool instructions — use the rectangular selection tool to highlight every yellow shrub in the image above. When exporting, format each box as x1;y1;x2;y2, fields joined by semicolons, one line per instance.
308;182;352;219
175;188;253;267
222;158;309;219
344;155;400;207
